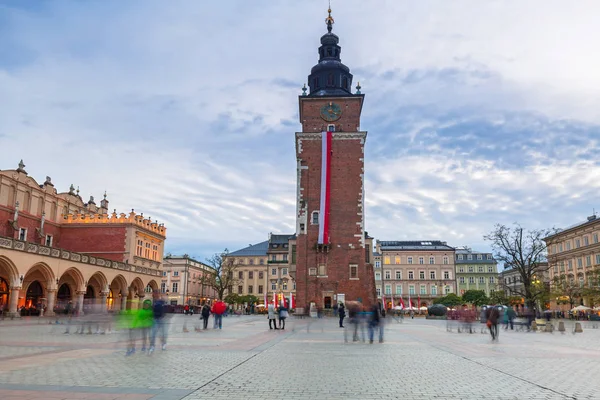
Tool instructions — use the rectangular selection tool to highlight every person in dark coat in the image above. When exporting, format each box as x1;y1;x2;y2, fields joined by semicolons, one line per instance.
338;303;346;328
201;304;211;330
486;306;500;341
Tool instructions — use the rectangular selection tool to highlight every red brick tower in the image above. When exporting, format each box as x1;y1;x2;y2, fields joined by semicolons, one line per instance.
294;8;376;311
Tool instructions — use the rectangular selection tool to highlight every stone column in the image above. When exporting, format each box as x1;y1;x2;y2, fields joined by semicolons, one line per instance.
76;291;85;315
46;289;57;317
8;287;20;318
100;292;108;313
121;290;128;311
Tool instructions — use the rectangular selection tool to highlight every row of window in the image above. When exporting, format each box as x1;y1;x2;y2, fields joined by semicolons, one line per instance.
17;228;54;247
553;255;600;272
236;280;298;294
376;284;453;296
457;254;493;261
459;276;495;284
458;266;496;273
551;233;599;254
136;239;159;261
383;256;450;265
375;270;452;280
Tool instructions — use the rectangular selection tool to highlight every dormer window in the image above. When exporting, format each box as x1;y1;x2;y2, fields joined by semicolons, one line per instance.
311;211;320;225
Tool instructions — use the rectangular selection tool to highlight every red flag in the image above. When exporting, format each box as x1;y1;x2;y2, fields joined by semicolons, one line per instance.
400;297;405;308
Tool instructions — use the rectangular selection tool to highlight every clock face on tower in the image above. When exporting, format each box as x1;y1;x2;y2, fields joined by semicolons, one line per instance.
320;102;342;122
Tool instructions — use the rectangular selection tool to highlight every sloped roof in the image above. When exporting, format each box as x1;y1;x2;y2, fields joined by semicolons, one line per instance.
269;234;294;244
378;241;454;251
228;241;269;257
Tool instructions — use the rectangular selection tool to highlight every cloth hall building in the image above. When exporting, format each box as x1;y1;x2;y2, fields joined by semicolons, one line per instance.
0;161;166;317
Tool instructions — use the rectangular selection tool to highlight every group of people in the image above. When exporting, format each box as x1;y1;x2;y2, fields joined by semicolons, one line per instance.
121;292;169;356
267;302;289;330
338;301;384;344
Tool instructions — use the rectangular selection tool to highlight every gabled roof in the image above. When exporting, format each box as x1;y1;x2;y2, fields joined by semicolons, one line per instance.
228;241;269;257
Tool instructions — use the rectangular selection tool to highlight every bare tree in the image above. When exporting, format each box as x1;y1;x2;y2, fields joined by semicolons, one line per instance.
484;224;556;310
202;249;239;301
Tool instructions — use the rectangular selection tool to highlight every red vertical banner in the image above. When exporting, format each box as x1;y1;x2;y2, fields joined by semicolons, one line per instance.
318;131;332;244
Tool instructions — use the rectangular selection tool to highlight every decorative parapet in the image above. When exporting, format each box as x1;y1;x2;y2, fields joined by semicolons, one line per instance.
63;209;166;238
0;235;162;277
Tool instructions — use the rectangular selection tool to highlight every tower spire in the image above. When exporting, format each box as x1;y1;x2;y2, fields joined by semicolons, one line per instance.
325;1;334;33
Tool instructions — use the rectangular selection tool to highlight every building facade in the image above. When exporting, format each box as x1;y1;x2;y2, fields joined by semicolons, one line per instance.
294;8;376;310
455;248;498;296
161;255;217;306
544;214;600;306
376;241;456;308
0;161;165;317
226;234;296;308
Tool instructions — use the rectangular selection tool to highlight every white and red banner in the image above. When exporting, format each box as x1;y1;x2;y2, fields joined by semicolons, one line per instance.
400;297;405;308
289;292;294;309
318;131;332;244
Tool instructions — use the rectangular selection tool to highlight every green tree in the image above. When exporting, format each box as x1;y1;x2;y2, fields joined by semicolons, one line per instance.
484;223;556;310
224;293;240;304
433;293;463;307
462;290;489;307
489;290;508;305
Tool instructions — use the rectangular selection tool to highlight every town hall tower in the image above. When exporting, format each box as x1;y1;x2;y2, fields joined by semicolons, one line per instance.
294;8;376;310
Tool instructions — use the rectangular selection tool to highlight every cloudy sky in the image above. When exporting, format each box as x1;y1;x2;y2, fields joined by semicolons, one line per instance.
1;0;599;260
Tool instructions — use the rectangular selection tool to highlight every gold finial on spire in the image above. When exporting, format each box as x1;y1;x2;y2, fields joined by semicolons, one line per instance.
325;0;334;32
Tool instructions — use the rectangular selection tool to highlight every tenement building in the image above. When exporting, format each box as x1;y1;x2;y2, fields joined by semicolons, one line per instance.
294;7;376;310
455;247;498;296
544;214;600;307
376;241;456;309
226;233;296;308
0;161;165;317
161;255;217;306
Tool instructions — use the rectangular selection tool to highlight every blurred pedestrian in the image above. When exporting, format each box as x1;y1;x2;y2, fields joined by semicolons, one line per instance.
278;302;288;330
211;300;225;329
201;303;211;330
268;303;278;330
486;305;500;341
338;303;346;328
368;303;384;343
150;291;168;353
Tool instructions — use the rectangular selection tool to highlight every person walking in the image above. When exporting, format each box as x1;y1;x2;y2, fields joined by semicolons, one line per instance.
338;303;346;328
486;305;500;341
368;303;384;344
211;300;225;329
201;303;210;330
149;291;168;353
278;302;288;330
268;303;278;330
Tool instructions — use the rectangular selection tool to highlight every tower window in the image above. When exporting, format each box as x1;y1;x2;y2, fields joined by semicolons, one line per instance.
311;211;319;225
342;76;348;89
327;73;334;86
327;124;335;132
313;78;319;88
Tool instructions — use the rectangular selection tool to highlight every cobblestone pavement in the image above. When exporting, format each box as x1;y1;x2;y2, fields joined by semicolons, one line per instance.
0;315;599;399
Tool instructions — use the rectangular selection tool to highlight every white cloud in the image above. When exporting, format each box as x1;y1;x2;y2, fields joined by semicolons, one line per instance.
1;1;599;257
